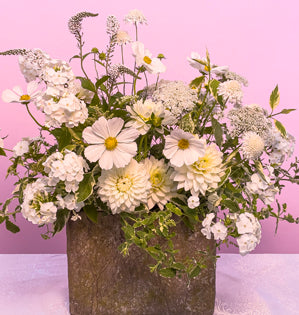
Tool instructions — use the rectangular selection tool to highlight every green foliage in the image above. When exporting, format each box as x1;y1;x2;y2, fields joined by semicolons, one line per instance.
269;85;280;111
76;172;96;202
83;204;98;223
274;119;287;137
52;127;72;151
53;209;70;235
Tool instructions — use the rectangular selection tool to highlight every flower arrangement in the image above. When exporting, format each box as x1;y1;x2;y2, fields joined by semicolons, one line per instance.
0;10;298;279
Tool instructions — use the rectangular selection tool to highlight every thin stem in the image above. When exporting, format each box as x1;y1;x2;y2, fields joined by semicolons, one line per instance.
25;103;45;129
121;45;126;95
1;147;13;152
133;68;142;96
155;74;160;90
78;34;90;81
131;22;138;94
93;53;99;79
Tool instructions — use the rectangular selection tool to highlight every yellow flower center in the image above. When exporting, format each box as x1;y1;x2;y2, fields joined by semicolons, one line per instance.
150;171;164;187
178;138;190;150
117;176;133;192
104;137;118;151
204;65;210;72
20;94;31;101
143;56;152;64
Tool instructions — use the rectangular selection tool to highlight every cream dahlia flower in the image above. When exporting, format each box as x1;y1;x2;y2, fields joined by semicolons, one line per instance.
172;143;224;195
163;129;206;167
143;156;176;210
241;131;265;160
82;116;140;170
126;99;176;135
97;159;151;214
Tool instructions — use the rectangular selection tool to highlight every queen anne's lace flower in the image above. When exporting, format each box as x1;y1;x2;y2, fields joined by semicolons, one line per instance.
163;129;206;167
152;81;197;117
124;9;147;25
142;157;176;210
97;159;151;214
126;99;176;135
240;131;265;160
172;142;224;195
218;80;243;105
83;116;139;170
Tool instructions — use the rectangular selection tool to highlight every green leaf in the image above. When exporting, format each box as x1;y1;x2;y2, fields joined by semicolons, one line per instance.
0;148;6;156
53;209;70;235
212;118;223;147
274;119;286;137
171;262;185;271
209;79;220;97
279;108;296;115
76;172;95;202
270;85;280;110
77;77;96;92
51;127;72;151
5;219;20;233
254;160;267;182
189;265;201;278
0;216;5;224
159;267;176;278
166;203;182;216
83;204;98;224
222;199;240;212
189;76;205;88
41;233;50;240
95;75;109;90
218;167;231;188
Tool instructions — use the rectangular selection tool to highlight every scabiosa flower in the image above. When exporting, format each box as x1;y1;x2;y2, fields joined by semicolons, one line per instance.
126;99;176;135
124;9;147;25
2;81;39;104
218;80;243;105
116;30;132;45
172;142;224;195
152;81;197;117
97;159;151;214
163;129;206;167
187;196;200;209
132;41;166;74
106;15;120;36
224;71;248;87
228;104;272;142
82;116;140;170
240;131;265;160
21;178;58;225
142;157;177;210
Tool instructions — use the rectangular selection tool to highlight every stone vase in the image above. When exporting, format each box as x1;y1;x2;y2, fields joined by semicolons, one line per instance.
66;212;216;315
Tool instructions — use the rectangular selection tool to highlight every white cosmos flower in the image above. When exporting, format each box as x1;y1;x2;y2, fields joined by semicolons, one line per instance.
2;81;39;104
132;42;166;74
142;156;176;210
163;129;206;167
126;99;176;135
187;196;200;209
97;159;151;214
83;116;140;170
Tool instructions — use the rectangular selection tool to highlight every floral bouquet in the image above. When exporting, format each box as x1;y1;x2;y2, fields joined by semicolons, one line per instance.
0;10;298;283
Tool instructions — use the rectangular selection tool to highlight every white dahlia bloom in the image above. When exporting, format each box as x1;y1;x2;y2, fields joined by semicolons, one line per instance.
83;116;139;170
240;131;265;160
163;129;206;167
21;178;57;225
2;81;39;104
152;81;197;117
132;41;166;74
143;157;176;210
97;159;151;214
124;9;147;25
126;99;176;135
218;80;243;105
172;143;224;195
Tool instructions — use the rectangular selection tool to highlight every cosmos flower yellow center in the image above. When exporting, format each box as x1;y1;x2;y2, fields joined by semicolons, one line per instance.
204;65;210;72
20;94;31;101
178;138;189;150
116;176;133;192
104;137;118;150
143;56;152;64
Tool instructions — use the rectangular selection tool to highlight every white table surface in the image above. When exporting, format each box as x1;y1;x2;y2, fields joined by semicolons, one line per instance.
0;254;298;315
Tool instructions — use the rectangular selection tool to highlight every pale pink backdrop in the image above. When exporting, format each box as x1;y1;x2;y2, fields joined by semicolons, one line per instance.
0;0;298;253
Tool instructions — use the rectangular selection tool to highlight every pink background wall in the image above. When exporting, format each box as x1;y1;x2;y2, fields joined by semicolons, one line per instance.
0;0;298;253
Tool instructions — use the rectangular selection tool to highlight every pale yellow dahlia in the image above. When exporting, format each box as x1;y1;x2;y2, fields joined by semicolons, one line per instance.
172;143;224;196
142;156;176;210
97;159;151;214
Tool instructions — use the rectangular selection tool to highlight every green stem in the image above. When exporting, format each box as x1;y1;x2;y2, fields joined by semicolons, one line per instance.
25;103;45;130
94;53;99;79
78;34;90;80
121;45;126;95
133;68;142;96
155;74;160;90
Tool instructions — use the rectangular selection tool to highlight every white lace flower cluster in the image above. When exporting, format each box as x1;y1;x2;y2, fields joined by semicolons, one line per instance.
234;212;261;256
43;151;89;193
246;173;278;205
152;81;198;117
201;213;227;241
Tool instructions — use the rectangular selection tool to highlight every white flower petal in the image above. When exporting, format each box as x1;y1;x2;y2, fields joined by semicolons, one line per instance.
92;117;109;139
99;150;114;170
82;127;104;144
84;144;106;162
117;128;140;142
12;86;23;95
1;89;18;103
107;117;124;137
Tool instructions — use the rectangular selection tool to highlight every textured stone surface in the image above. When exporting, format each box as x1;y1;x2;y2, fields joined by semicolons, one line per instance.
67;213;216;315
